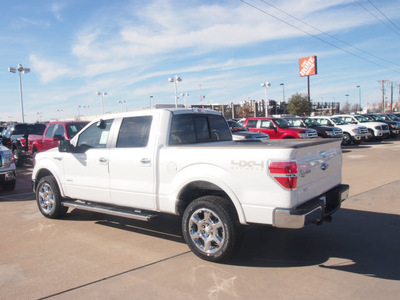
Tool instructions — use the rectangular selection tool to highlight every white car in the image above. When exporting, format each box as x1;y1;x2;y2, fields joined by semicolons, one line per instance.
311;116;368;145
334;114;390;141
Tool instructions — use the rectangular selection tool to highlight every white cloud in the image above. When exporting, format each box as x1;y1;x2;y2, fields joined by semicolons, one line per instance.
29;54;76;83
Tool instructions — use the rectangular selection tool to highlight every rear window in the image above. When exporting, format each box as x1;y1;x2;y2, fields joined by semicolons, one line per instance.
169;114;231;145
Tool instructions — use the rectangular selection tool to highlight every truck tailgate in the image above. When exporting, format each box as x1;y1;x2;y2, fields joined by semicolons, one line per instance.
293;139;342;205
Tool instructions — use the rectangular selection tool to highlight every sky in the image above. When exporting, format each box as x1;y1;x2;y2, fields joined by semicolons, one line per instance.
1;0;400;123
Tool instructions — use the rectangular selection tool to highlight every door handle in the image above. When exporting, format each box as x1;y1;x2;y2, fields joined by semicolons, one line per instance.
140;158;151;165
99;157;108;163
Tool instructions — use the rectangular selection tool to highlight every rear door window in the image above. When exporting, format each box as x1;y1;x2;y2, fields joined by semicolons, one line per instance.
116;116;152;148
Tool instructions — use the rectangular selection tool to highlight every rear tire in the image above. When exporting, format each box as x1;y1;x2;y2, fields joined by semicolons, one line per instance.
182;196;238;262
36;175;68;219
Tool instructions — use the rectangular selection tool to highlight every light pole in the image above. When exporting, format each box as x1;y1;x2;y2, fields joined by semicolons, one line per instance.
8;64;30;123
261;81;271;117
345;94;349;103
118;100;126;112
168;75;182;108
96;92;107;114
280;83;285;103
180;93;189;107
57;109;63;121
149;95;153;108
356;85;361;111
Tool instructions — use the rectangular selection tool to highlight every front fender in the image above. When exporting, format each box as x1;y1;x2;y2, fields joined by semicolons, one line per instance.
33;156;66;197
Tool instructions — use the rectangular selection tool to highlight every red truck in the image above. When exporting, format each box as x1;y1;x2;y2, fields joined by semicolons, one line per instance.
242;117;318;139
28;121;88;158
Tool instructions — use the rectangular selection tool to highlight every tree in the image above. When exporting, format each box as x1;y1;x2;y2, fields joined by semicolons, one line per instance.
237;104;253;118
341;101;350;114
286;93;312;116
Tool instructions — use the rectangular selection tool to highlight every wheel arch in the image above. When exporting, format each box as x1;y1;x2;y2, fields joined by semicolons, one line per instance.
175;180;245;224
33;167;66;197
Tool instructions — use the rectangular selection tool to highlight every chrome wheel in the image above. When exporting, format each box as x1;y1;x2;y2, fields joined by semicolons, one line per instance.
38;183;55;214
182;196;237;262
36;175;68;219
189;208;224;254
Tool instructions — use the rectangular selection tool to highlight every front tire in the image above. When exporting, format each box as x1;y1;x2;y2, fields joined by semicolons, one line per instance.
36;175;68;219
182;196;238;262
342;133;351;145
13;148;23;167
365;129;374;142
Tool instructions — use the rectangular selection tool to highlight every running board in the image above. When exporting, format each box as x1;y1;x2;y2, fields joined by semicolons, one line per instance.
62;201;157;221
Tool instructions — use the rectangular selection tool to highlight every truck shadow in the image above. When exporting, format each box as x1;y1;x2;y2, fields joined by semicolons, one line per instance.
230;208;400;280
66;207;399;280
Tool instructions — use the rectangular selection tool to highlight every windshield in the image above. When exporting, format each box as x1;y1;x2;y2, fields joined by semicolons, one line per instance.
303;118;320;127
354;116;370;123
287;119;306;127
273;118;290;128
331;117;346;125
387;114;400;121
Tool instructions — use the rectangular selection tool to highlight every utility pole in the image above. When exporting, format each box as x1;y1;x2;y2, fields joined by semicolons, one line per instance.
378;80;389;113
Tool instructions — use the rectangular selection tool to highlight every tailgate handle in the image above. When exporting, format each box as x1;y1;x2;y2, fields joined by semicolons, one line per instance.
321;162;329;171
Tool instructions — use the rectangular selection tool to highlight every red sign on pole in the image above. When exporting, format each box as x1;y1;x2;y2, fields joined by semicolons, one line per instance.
299;56;317;77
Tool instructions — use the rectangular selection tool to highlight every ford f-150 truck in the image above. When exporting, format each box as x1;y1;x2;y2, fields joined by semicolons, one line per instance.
32;108;349;262
311;116;368;145
28;121;88;158
334;114;389;141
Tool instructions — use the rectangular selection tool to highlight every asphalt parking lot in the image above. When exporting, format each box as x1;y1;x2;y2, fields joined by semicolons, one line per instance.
1;139;399;300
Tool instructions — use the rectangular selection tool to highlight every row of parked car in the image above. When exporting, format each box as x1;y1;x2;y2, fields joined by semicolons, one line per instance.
229;112;400;145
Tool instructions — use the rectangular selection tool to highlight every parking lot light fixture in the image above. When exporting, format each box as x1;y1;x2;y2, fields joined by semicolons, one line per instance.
118;100;126;112
168;76;182;108
96;92;107;114
356;86;361;110
180;93;189;107
261;81;271;117
8;64;30;123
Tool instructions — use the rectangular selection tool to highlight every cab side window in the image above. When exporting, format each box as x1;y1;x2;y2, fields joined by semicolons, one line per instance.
260;120;272;128
116;116;152;148
246;120;258;128
53;125;66;139
45;124;56;138
77;119;114;149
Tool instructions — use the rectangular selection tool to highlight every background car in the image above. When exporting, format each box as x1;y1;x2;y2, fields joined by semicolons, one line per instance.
227;120;269;141
284;117;343;139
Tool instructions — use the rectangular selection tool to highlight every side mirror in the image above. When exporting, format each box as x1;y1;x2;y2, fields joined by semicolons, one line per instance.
53;134;65;141
59;140;71;153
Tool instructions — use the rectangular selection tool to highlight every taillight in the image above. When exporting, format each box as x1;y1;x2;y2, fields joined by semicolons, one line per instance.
269;161;298;190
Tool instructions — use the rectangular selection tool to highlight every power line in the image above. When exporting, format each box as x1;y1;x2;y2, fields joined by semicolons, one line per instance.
355;0;400;37
258;0;400;67
239;0;400;74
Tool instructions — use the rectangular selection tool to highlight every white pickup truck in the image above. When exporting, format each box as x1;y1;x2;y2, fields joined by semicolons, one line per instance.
32;108;349;262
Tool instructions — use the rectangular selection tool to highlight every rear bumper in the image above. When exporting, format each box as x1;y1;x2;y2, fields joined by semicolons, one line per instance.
274;184;350;229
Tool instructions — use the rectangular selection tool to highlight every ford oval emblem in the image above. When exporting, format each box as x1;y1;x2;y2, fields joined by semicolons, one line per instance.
321;162;329;171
